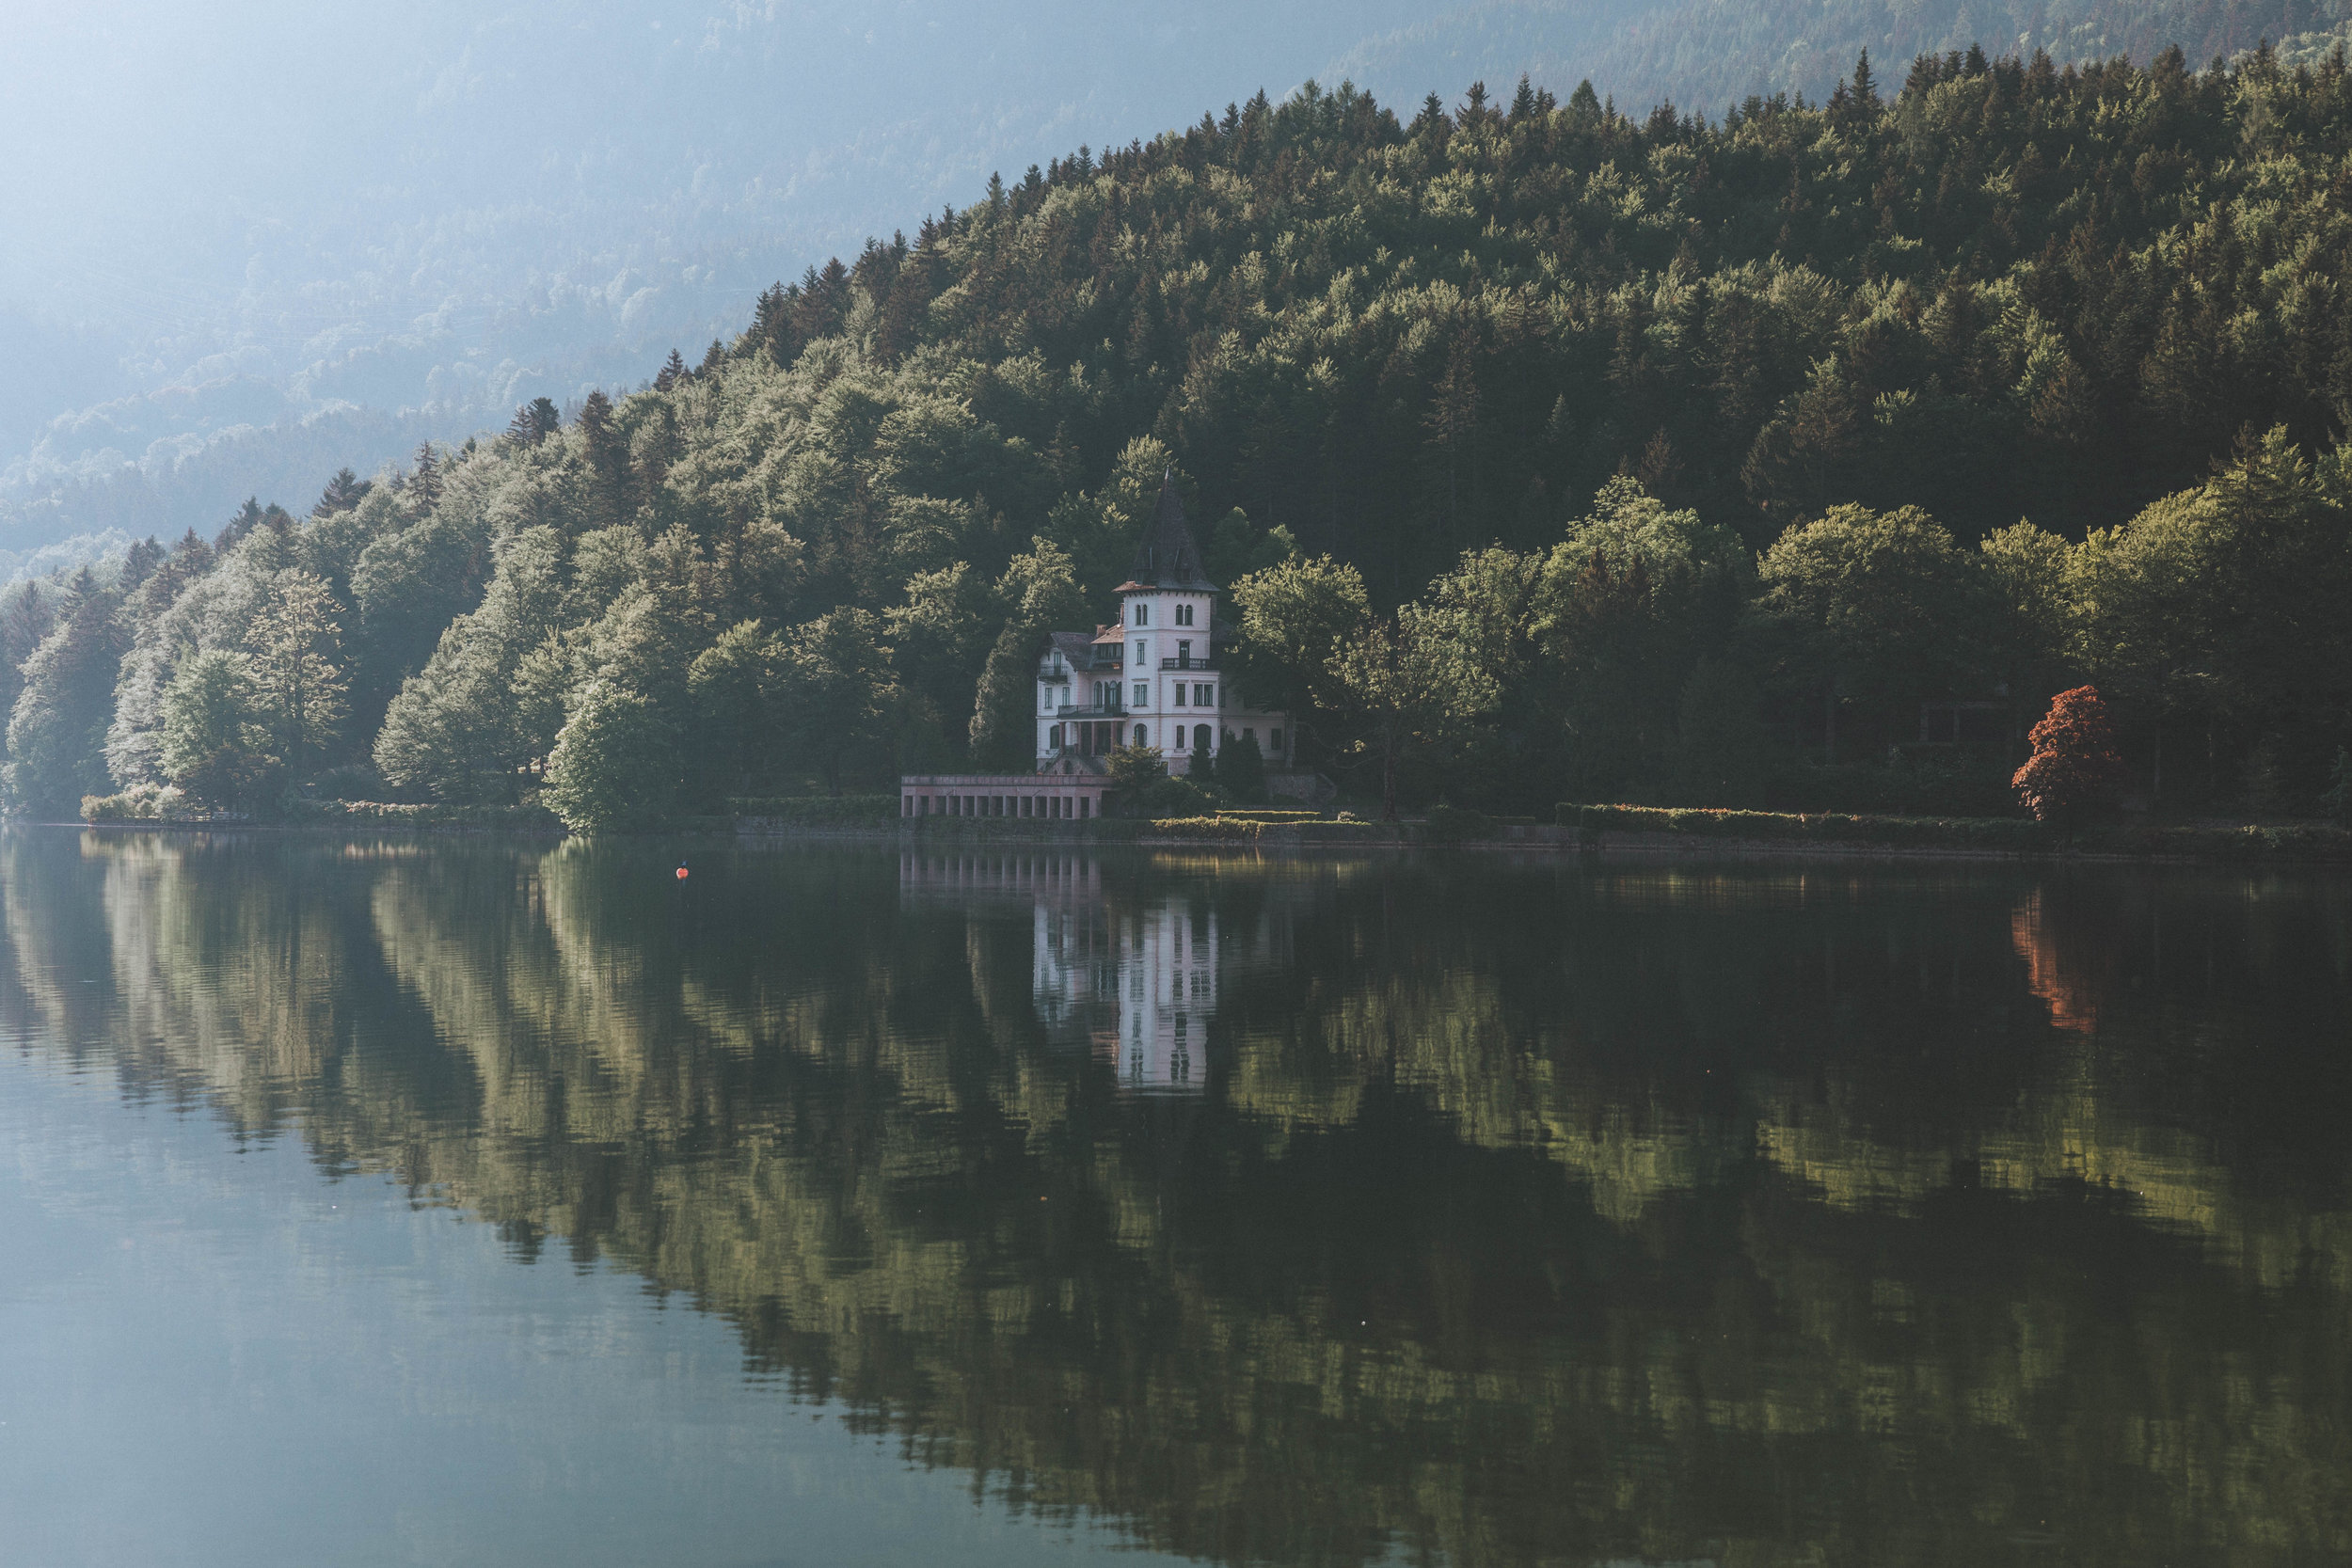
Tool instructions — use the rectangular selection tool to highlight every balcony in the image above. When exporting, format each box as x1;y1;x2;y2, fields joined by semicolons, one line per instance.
1159;656;1218;672
1054;700;1126;719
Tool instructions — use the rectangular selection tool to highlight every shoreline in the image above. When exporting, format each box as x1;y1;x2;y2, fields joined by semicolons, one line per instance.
43;814;2352;868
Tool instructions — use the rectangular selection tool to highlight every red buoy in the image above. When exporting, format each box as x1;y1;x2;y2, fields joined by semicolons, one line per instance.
675;866;690;880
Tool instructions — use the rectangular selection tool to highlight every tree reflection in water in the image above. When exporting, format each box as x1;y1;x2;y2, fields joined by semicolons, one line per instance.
2;828;2347;1567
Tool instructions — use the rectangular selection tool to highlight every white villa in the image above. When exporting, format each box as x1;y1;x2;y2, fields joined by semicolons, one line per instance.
901;473;1295;819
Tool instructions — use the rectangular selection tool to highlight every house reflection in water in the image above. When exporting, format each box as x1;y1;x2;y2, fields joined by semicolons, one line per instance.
899;850;1283;1096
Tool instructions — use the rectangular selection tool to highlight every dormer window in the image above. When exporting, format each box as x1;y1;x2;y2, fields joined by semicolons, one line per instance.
1175;603;1194;626
1135;604;1150;626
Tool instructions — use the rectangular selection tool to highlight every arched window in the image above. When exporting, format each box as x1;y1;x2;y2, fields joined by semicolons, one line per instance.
1193;723;1211;753
1134;603;1149;626
1134;724;1148;746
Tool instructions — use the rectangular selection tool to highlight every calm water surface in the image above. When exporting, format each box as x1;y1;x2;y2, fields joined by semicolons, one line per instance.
1;828;2347;1567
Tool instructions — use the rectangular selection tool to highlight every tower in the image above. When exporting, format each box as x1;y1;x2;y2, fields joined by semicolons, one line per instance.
1114;472;1221;768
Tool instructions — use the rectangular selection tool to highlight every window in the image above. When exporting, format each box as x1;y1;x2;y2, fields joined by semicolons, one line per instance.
1175;602;1193;626
1134;724;1148;746
1048;723;1061;750
1134;603;1149;626
1270;729;1283;753
1176;639;1191;666
1244;727;1255;744
1195;683;1213;706
1173;684;1186;706
1134;681;1148;707
1194;723;1211;753
1078;797;1091;819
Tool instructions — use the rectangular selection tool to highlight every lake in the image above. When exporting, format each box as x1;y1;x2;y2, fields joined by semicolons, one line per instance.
1;828;2346;1567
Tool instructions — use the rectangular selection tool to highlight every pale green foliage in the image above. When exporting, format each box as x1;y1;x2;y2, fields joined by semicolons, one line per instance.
689;620;786;794
1556;476;1748;590
544;679;678;832
1324;603;1498;819
8;571;130;813
244;569;348;773
969;538;1087;767
376;526;565;800
1978;522;2077;690
1747;503;1994;709
776;608;899;794
1225;553;1371;721
158;649;271;805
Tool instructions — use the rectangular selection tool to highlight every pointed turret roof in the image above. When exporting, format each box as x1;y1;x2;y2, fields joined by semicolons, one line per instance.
1119;470;1216;593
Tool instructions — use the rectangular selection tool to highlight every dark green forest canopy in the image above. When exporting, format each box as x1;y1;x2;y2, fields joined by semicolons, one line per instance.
741;41;2352;571
9;44;2352;821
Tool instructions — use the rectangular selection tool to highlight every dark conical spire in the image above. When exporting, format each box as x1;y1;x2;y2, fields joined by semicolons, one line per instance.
1123;468;1216;591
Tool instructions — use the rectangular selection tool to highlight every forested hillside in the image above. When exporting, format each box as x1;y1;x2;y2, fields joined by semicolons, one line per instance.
16;43;2352;825
1347;0;2352;115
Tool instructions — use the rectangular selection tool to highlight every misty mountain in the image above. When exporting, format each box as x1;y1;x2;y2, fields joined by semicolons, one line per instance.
4;0;2342;560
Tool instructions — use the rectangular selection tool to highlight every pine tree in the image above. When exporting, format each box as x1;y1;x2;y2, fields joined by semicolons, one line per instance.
506;398;560;446
655;349;688;392
312;467;371;517
408;443;441;511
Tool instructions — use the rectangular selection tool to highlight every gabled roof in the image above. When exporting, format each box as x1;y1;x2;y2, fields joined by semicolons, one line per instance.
1120;469;1217;593
1045;631;1097;667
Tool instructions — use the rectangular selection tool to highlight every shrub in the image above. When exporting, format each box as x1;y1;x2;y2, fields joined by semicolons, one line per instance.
1149;816;1262;840
278;800;562;830
1558;801;2049;850
1140;773;1220;817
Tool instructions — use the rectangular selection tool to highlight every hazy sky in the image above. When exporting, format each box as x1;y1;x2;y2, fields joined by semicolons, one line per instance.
8;0;1581;527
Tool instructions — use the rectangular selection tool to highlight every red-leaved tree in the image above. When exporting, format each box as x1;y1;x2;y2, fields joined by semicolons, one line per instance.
2012;686;2128;824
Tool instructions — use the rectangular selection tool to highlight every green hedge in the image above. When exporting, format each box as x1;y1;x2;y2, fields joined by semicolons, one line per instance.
1214;808;1325;823
729;795;900;824
1145;816;1406;843
82;794;564;830
1149;816;1263;840
1554;802;2352;861
1557;802;2049;848
282;800;563;829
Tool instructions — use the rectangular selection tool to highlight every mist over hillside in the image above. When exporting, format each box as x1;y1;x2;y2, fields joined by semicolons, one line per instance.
5;0;2343;563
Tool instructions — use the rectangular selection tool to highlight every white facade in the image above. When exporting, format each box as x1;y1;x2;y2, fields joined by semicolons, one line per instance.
1032;582;1292;774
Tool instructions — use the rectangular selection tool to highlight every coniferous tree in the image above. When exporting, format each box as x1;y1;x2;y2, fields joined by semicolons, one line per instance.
312;467;371;517
408;444;442;512
506;398;561;446
7;569;129;814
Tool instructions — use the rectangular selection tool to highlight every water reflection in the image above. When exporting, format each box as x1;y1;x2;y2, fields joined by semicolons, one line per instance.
903;850;1292;1094
3;829;2349;1567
